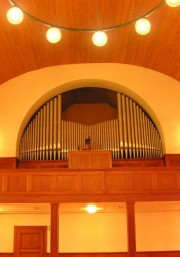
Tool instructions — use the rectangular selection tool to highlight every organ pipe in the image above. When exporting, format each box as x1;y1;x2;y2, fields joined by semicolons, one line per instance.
117;93;124;158
19;93;163;160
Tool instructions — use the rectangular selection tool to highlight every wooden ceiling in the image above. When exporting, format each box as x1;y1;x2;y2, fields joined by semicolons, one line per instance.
0;0;180;86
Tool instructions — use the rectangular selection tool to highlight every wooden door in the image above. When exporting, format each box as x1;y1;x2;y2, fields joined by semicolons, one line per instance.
14;226;47;257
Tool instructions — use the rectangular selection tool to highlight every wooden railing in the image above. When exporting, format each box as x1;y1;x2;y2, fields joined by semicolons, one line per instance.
0;167;180;203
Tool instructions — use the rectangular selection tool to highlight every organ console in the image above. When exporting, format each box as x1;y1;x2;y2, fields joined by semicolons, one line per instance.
68;150;112;169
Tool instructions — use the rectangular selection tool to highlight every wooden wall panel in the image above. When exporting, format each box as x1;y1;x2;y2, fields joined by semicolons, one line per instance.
164;154;180;167
68;151;112;169
90;153;112;169
56;174;79;192
0;254;13;257
131;174;152;192
18;160;68;169
69;153;90;169
81;173;104;192
0;168;180;202
0;157;17;168
18;159;163;169
157;173;178;191
7;175;27;192
113;159;164;168
31;175;53;192
106;173;129;192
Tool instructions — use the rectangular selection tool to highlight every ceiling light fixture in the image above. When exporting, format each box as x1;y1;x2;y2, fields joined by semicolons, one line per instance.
92;31;108;47
7;6;23;25
6;0;180;45
46;27;62;43
82;204;103;214
165;0;180;7
135;18;151;35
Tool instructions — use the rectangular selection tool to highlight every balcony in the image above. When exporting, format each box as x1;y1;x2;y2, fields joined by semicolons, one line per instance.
0;166;180;203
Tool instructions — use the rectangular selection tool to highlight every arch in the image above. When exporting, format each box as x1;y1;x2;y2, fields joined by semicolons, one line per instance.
16;79;165;158
0;63;179;157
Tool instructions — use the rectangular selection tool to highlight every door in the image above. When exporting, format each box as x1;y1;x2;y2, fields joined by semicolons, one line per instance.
14;226;47;257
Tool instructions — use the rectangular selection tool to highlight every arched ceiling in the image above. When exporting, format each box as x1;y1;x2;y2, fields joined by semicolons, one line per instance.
0;0;180;86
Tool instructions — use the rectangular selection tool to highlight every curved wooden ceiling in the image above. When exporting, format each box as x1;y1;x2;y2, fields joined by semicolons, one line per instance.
0;0;180;86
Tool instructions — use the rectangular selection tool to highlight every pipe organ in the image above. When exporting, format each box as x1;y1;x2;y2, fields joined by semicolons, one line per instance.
19;92;163;160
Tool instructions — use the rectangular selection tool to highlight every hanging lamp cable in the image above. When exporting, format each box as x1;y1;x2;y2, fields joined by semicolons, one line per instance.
8;0;165;32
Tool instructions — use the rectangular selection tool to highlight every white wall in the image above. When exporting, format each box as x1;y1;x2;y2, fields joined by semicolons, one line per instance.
0;213;50;252
0;64;180;157
59;213;127;252
136;211;180;251
0;212;127;253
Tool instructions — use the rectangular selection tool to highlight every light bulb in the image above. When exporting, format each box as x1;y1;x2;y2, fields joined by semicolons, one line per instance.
86;204;98;213
135;18;151;35
165;0;180;7
46;27;61;44
7;7;24;25
92;31;108;47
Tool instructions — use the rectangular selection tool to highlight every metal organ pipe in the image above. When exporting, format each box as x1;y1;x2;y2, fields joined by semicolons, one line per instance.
19;93;163;160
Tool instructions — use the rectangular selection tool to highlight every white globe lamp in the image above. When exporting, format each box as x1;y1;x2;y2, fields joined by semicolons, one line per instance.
135;18;151;35
92;31;108;47
165;0;180;7
7;7;24;25
46;27;61;44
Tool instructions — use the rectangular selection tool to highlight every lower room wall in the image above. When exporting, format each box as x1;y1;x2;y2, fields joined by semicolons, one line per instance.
0;212;127;253
0;208;180;254
0;213;50;253
136;211;180;251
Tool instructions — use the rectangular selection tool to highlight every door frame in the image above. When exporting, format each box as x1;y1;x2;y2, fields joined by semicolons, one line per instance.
14;226;47;257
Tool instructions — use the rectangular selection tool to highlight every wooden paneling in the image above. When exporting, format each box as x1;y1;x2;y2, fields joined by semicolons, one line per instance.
164;154;180;167
31;175;53;192
157;173;178;191
7;175;27;192
0;158;17;169
81;173;105;193
56;174;79;192
0;168;180;202
18;160;68;169
106;174;129;193
18;158;163;169
68;150;112;169
131;174;152;192
0;254;13;257
113;159;164;168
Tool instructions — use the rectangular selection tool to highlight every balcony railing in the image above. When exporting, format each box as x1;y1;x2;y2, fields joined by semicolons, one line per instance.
0;167;180;203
